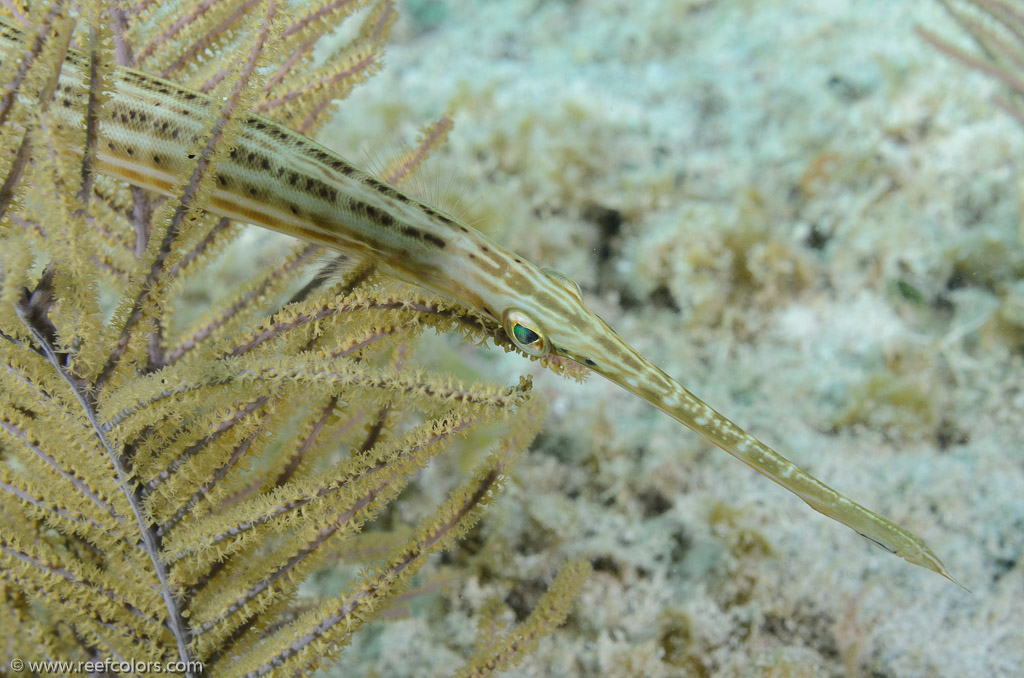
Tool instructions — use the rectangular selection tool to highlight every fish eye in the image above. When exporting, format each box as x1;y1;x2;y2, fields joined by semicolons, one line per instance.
503;309;549;357
512;323;539;345
542;268;582;300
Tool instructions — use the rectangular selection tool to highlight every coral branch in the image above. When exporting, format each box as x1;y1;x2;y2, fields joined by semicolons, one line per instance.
12;303;196;674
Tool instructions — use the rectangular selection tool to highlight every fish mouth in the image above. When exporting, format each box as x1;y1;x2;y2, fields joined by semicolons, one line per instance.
585;339;960;586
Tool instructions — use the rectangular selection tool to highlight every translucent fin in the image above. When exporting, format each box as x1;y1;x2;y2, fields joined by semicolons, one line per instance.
358;116;479;222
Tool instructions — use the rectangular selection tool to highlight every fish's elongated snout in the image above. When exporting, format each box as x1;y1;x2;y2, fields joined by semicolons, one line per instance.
576;330;961;587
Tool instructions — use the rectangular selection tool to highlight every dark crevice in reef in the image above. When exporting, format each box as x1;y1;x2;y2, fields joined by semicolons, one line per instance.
584;203;625;299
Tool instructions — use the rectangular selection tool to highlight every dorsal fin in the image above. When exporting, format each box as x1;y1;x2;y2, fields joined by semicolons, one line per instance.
358;115;480;224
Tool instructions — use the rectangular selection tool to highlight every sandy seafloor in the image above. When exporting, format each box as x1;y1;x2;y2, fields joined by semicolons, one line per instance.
292;1;1024;676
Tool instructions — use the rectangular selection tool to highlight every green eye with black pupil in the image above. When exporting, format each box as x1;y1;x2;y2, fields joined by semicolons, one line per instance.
512;323;539;345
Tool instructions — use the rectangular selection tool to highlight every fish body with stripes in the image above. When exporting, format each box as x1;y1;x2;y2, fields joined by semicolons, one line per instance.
0;15;959;585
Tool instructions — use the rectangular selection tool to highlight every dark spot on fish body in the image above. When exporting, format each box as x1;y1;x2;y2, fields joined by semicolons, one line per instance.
369;208;395;229
394;224;446;249
420;207;448;223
